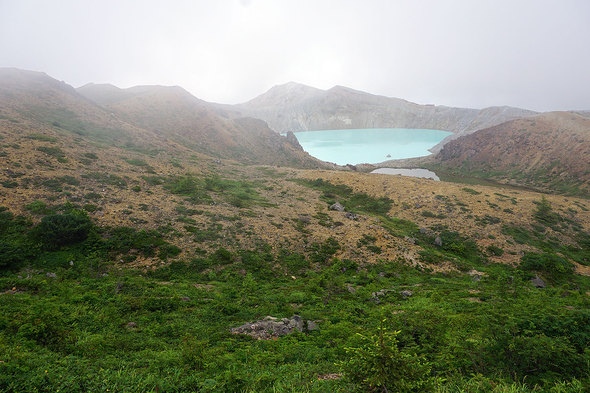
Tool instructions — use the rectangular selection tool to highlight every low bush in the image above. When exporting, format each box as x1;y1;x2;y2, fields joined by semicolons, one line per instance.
520;252;574;276
33;211;93;250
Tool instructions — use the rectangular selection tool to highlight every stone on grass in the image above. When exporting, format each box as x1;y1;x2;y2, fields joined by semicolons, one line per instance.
329;202;345;212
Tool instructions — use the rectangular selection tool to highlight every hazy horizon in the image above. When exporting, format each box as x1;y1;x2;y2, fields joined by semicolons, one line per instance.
1;0;589;112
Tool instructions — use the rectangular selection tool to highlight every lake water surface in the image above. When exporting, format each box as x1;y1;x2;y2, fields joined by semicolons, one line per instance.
294;128;451;165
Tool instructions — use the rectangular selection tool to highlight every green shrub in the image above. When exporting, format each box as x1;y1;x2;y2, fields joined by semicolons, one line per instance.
33;211;93;249
25;200;54;215
520;252;574;276
533;197;561;227
0;241;31;268
210;247;233;265
296;178;393;215
486;245;504;256
310;237;340;263
462;187;481;195
1;180;18;188
37;146;66;159
279;250;309;274
340;321;435;392
105;227;174;260
26;133;57;142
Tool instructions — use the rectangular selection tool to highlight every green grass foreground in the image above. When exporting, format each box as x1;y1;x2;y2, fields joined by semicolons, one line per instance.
0;204;589;392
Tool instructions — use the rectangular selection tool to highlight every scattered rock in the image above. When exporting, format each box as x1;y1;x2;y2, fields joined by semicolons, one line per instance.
298;215;311;224
306;320;319;331
531;275;546;288
126;321;137;329
344;212;358;220
180;297;191;301
231;315;317;340
400;290;413;298
329;202;345;212
419;227;432;235
404;236;416;244
371;288;394;303
434;236;443;247
468;270;487;282
46;272;57;279
347;284;357;294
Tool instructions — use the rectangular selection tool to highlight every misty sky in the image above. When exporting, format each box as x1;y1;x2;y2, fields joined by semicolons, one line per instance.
1;0;589;111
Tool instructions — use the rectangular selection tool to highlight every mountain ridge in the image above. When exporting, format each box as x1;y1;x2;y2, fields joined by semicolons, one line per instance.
424;111;590;196
232;82;538;144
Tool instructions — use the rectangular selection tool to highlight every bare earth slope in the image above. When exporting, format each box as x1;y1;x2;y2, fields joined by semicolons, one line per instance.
432;112;590;196
232;82;537;145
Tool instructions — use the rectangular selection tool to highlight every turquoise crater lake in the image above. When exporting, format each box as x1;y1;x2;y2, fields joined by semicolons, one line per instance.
293;128;451;166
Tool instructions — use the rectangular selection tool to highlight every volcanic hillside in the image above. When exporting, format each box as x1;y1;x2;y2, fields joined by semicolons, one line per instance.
431;112;590;196
232;82;536;146
0;70;589;274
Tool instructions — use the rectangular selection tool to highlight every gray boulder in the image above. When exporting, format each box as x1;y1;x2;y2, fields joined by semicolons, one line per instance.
531;275;546;288
306;320;319;331
400;290;413;298
434;236;443;247
329;202;345;212
231;315;317;340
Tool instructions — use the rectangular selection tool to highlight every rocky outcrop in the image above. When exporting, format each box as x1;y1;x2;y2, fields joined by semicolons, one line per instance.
230;315;318;340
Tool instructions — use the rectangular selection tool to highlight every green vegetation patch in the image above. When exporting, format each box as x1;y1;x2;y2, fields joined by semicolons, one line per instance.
37;146;66;159
165;174;268;208
295;178;393;215
26;133;57;142
461;187;481;195
0;231;588;392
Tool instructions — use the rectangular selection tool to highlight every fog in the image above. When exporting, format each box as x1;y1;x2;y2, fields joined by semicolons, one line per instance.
1;0;589;111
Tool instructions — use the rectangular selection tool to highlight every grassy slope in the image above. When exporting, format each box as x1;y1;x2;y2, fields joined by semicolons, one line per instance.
1;71;590;392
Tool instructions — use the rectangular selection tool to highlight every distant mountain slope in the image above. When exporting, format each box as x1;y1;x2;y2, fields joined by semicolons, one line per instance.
0;68;324;168
78;83;326;168
432;112;590;196
233;82;537;142
0;68;156;149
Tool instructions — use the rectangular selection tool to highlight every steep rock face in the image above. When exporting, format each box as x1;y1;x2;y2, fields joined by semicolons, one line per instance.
233;83;536;143
435;112;590;195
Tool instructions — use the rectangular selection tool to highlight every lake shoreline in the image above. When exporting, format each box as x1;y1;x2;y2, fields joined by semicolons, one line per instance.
293;128;451;166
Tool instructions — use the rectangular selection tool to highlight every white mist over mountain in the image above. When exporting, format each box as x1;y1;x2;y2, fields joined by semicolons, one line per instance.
1;0;589;111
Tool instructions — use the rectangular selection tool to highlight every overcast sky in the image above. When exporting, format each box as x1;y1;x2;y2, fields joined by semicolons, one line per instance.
1;0;589;111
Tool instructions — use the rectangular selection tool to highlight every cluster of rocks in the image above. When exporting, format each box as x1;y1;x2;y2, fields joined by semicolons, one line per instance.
371;288;413;304
231;315;318;340
329;202;358;220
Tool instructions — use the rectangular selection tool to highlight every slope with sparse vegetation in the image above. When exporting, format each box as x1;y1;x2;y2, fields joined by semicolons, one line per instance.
1;69;589;392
